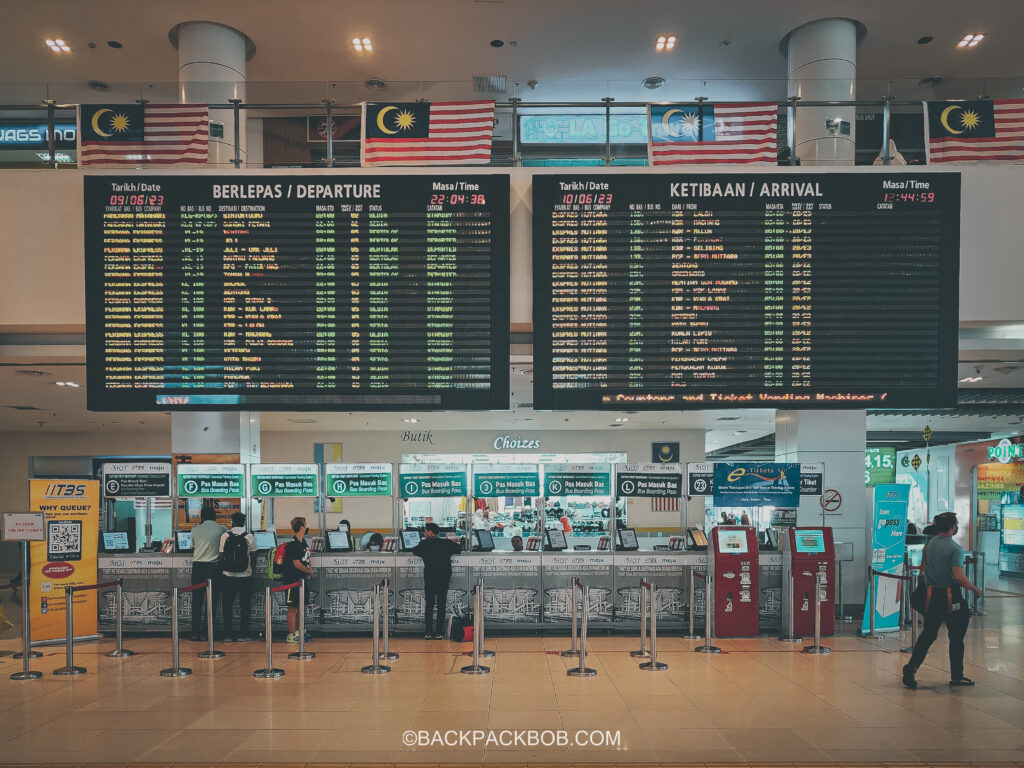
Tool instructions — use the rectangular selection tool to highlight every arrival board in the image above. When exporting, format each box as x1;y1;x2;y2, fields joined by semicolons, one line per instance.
532;173;960;409
85;175;509;410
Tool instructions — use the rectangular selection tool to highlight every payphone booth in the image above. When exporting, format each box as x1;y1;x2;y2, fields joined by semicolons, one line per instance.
709;526;759;637
784;527;836;637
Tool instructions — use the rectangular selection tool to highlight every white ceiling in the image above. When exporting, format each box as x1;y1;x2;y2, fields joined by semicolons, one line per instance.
2;0;1024;104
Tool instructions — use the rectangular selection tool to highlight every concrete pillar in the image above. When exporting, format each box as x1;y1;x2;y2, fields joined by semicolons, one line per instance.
776;409;867;603
170;21;254;167
783;18;862;165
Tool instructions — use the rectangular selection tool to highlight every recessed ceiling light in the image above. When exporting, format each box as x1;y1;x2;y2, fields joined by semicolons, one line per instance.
615;417;629;422
957;33;985;48
364;78;387;89
353;36;373;52
106;40;123;49
403;418;419;423
642;76;665;89
490;39;505;48
917;36;933;45
55;381;66;386
655;34;676;51
45;38;71;53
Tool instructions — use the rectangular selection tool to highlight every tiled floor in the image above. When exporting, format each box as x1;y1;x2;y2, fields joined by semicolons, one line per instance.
0;577;1021;766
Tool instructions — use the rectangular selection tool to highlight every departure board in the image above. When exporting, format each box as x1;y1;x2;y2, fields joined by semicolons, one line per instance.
85;175;509;410
533;173;960;409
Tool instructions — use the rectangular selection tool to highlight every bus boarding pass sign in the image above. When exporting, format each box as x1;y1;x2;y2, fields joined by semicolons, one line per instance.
2;512;45;541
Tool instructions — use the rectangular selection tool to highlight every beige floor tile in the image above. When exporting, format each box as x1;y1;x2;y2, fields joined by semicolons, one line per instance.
875;724;979;748
487;709;562;729
490;694;557;710
321;727;407;750
631;709;713;729
238;728;330;750
116;709;207;730
567;746;656;762
309;748;402;762
846;706;938;728
266;710;348;729
413;710;489;729
555;693;626;710
190;710;275;729
700;706;786;729
398;747;485;762
642;726;730;750
342;708;421;729
796;725;901;749
481;747;570;762
958;726;1024;749
909;746;1000;761
222;748;321;762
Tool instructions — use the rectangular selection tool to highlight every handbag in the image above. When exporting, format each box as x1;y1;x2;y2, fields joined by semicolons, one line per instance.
910;583;952;615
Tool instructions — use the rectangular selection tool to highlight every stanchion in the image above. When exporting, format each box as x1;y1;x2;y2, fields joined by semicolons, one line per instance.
778;568;802;642
10;541;42;679
463;578;493;659
863;569;911;640
254;585;286;678
682;568;700;640
693;572;720;654
630;579;651;658
197;578;225;659
900;568;920;654
160;586;192;677
560;577;580;657
362;582;391;674
53;585;86;676
567;583;597;676
969;552;986;616
377;578;397;661
105;579;134;658
802;572;831;654
639;583;668;671
289;580;316;661
461;582;490;675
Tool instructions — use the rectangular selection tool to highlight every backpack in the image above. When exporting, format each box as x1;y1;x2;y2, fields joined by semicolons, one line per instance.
221;531;250;573
267;541;288;581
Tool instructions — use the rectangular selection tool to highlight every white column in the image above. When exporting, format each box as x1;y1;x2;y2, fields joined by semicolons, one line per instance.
776;409;867;603
784;18;861;165
170;21;253;167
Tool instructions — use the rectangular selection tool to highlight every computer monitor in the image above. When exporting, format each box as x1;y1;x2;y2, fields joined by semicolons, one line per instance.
717;528;749;555
544;527;567;551
401;530;422;551
175;530;193;553
252;531;277;550
794;529;826;554
617;528;639;551
101;531;131;553
327;529;352;552
473;529;495;552
687;527;708;550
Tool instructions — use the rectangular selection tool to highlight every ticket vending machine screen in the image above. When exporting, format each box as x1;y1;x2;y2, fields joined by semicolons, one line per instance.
794;529;825;553
717;529;748;554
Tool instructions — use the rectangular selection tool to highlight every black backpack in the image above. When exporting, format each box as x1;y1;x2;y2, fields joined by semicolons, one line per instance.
221;532;250;573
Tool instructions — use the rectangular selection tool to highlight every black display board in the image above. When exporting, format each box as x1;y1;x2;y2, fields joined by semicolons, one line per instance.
85;175;510;410
532;173;960;409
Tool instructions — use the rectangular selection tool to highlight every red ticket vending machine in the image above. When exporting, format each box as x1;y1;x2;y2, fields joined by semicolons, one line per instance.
709;526;759;637
786;527;835;637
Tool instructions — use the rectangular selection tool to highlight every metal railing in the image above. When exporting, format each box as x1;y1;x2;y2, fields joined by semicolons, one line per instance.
52;580;123;676
637;581;668;671
255;581;300;679
566;580;597;677
196;578;225;660
463;578;494;660
7;546;43;680
630;579;651;659
377;577;396;662
361;581;391;675
461;580;491;676
161;582;203;677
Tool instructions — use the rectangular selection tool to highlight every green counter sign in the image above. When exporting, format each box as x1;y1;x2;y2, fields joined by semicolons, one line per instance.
544;463;611;497
614;463;682;498
176;464;245;497
399;464;468;498
325;463;393;497
865;447;896;487
250;464;319;498
473;464;540;497
102;462;172;498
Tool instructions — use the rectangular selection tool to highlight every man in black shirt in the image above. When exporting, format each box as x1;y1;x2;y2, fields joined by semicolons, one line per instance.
412;522;462;639
283;516;313;643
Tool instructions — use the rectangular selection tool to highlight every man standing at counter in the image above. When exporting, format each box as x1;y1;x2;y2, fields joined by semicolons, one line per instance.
190;501;227;642
413;522;462;639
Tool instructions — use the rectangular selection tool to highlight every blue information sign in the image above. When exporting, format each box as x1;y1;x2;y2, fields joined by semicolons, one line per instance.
712;462;800;508
861;483;910;635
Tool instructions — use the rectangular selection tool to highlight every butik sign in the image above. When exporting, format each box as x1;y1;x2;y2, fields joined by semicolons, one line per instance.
492;434;541;450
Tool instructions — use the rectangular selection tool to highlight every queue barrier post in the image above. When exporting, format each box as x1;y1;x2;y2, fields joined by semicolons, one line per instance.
779;568;802;642
289;580;316;661
377;577;397;661
463;578;494;660
693;571;720;654
52;585;86;676
567;581;597;677
10;542;42;679
197;578;225;660
802;572;831;655
639;583;668;671
682;568;701;640
560;575;580;657
362;582;391;675
254;584;287;679
864;568;912;640
969;552;987;616
160;585;192;677
630;579;651;658
461;581;490;675
105;579;134;658
901;567;921;654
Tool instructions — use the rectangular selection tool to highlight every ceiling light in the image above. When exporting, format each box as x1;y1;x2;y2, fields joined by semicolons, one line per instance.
55;381;65;386
957;33;984;48
642;76;666;89
45;38;71;53
615;417;629;422
403;418;418;423
353;36;372;52
65;381;80;388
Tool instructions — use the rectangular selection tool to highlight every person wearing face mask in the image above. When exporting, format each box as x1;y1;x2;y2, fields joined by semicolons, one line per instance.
903;513;982;689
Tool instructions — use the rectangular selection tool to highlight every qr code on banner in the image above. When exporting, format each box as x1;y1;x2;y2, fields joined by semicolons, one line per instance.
47;520;82;562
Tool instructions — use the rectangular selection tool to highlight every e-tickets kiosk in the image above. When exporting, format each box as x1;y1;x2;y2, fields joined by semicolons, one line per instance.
709;526;759;636
784;527;835;637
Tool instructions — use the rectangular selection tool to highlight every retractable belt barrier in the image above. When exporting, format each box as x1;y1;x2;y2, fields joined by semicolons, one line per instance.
802;572;831;655
378;577;397;662
779;567;802;643
865;568;914;641
630;579;651;659
637;580;668;671
52;579;124;676
965;552;987;616
461;579;491;675
362;580;391;675
255;581;301;679
567;579;597;677
160;581;205;677
197;578;225;661
682;567;701;640
692;571;720;654
900;566;923;653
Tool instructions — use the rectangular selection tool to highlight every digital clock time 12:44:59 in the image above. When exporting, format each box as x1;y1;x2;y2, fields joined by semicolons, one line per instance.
881;191;936;203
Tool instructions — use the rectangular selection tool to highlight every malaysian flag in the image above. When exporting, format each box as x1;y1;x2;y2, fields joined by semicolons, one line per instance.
362;101;494;166
652;497;680;512
79;103;208;165
648;102;777;165
924;99;1024;163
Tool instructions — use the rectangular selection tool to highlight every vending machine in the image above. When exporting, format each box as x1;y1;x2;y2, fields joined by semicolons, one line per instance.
709;526;759;637
784;527;836;637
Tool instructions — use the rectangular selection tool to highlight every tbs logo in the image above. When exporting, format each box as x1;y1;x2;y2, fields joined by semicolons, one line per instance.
44;483;88;498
